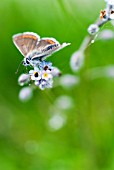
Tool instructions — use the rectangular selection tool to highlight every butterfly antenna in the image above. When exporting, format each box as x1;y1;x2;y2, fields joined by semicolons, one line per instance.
15;60;23;74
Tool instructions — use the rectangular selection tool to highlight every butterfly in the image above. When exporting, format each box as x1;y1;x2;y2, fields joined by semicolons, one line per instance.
12;32;70;67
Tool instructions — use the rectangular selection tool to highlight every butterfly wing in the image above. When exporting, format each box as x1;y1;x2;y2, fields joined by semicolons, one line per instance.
12;32;40;57
13;32;70;61
31;38;70;60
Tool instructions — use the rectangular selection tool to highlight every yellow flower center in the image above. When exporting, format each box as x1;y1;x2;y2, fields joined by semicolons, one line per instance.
44;73;48;78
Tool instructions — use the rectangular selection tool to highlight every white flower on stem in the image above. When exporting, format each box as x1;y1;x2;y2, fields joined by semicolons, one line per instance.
29;67;53;89
19;87;33;102
29;67;41;81
88;24;99;35
70;50;85;72
18;74;30;86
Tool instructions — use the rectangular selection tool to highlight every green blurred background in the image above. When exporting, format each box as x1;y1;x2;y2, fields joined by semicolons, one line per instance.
0;0;114;169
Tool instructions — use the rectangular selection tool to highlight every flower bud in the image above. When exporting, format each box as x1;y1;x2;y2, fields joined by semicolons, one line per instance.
19;87;33;101
88;24;99;35
51;67;61;77
18;74;30;86
105;0;114;5
98;29;114;40
70;50;85;72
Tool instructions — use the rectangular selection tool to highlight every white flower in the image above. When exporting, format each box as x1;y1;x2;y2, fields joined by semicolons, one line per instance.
19;87;33;101
29;67;41;81
88;24;99;35
105;0;114;5
41;70;53;81
29;67;53;89
18;74;30;86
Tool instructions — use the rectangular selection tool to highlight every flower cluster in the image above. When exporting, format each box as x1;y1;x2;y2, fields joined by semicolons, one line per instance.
88;0;114;36
18;61;61;90
18;61;61;101
29;61;54;90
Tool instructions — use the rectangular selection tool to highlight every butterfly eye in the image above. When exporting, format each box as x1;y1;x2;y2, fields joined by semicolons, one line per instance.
26;59;30;64
23;61;26;66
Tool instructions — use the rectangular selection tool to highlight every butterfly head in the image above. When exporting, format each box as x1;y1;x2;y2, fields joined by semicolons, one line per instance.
23;57;31;66
23;56;42;67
